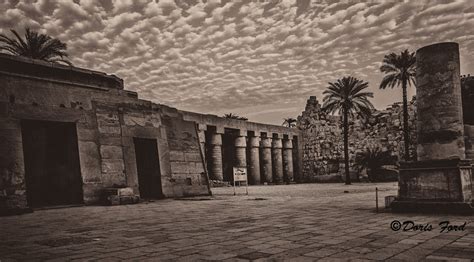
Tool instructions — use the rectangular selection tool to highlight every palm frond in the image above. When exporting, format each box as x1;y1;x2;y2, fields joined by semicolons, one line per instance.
0;27;72;65
379;49;416;90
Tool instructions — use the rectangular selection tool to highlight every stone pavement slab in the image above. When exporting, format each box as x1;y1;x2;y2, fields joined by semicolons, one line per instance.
1;182;473;261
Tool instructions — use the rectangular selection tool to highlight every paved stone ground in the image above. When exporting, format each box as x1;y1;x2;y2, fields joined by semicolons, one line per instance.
1;182;473;261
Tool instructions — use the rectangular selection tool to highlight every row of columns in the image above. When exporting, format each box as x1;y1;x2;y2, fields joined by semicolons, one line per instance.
206;129;295;185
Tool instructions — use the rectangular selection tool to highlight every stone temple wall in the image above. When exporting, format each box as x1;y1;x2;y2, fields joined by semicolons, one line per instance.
0;54;209;211
0;54;298;213
297;96;417;182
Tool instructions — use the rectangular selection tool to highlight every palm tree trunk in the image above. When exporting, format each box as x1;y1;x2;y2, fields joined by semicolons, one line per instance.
402;79;410;161
343;108;351;185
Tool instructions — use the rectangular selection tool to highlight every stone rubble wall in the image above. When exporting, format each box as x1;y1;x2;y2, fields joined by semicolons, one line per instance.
297;96;417;182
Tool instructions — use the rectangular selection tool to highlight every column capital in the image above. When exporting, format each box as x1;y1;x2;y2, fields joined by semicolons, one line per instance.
283;139;293;149
261;137;272;148
235;136;247;148
210;133;222;145
272;137;283;149
237;129;247;137
249;136;260;148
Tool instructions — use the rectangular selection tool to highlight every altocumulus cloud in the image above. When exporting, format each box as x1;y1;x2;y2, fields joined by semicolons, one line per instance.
1;0;474;124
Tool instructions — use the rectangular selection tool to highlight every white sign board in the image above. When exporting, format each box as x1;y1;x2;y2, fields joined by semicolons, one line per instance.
233;167;247;182
233;167;248;195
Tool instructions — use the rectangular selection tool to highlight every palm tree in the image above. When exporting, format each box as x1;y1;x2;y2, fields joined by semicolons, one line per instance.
282;117;297;128
0;28;71;65
379;50;416;161
223;113;248;121
322;76;374;185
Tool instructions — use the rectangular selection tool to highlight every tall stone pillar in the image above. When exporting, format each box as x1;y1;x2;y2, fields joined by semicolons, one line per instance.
209;131;223;181
416;42;465;160
392;42;474;214
260;136;273;184
272;135;284;184
248;135;261;185
234;133;247;168
283;137;294;183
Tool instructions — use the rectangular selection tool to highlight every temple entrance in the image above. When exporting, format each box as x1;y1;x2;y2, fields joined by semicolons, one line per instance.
222;129;238;182
21;120;83;207
133;138;162;199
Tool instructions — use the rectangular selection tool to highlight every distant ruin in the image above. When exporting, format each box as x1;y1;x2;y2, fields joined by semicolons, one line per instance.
297;96;416;182
297;71;474;183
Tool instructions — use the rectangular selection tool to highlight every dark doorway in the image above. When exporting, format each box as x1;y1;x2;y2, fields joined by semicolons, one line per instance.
133;138;162;199
21;120;83;207
222;129;238;182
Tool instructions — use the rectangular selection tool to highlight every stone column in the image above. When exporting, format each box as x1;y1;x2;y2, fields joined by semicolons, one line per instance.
283;137;294;183
248;135;261;185
416;42;465;160
234;133;247;168
261;136;273;184
272;135;284;184
209;131;223;181
197;124;206;163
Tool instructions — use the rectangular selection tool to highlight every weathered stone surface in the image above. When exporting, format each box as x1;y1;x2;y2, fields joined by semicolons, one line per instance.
297;96;416;182
235;136;247;168
398;159;470;201
248;136;261;185
100;145;123;159
261;137;273;183
283;146;294;183
101;159;125;174
77;141;101;183
170;161;193;174
416;42;465;160
272;138;284;184
169;151;185;162
393;42;474;215
184;152;201;162
209;133;223;181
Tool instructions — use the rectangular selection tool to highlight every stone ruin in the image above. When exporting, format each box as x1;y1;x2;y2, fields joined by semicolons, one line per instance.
297;95;417;182
0;54;300;215
389;42;473;214
297;43;474;190
1;41;473;215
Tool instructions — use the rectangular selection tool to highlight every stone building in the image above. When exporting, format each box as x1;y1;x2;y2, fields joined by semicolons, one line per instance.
297;95;417;182
0;54;300;213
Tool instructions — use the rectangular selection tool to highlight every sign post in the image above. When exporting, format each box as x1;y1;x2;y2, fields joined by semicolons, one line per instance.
233;167;248;196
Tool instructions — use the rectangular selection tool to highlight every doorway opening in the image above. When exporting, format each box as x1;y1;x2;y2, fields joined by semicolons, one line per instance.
21;120;83;207
133;138;162;199
222;128;239;182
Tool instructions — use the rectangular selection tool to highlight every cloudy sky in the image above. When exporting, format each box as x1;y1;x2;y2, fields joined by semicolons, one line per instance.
1;0;474;125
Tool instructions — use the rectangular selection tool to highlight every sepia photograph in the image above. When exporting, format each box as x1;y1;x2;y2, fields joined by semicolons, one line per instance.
0;0;473;261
